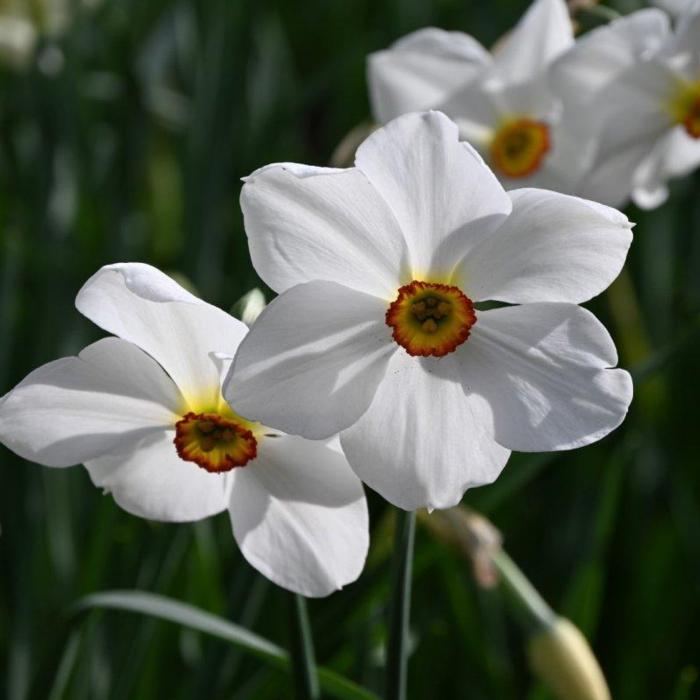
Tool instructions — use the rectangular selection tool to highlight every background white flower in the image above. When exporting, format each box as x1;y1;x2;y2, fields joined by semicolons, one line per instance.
367;0;589;193
225;111;634;512
552;4;700;208
0;263;369;597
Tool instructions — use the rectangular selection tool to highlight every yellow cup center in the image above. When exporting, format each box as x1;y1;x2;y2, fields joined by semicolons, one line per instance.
386;281;476;357
490;118;551;178
174;411;258;472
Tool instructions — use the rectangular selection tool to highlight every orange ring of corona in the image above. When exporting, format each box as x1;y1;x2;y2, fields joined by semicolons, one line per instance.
490;118;551;178
386;281;476;357
174;412;257;472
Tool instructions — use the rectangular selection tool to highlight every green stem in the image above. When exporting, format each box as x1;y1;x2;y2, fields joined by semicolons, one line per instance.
386;509;416;700
289;594;320;700
490;549;555;630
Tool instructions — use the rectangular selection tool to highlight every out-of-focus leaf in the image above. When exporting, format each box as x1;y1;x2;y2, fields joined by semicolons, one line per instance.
73;590;381;700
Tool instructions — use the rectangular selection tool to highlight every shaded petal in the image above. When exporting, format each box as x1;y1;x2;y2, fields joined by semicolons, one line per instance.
438;72;557;142
459;304;632;452
355;111;511;274
580;62;676;206
76;264;248;407
340;352;510;511
368;28;491;123
654;0;696;18
85;430;227;522
664;3;700;75
632;127;700;209
492;0;573;83
578;137;658;208
593;61;674;148
550;9;670;118
240;163;409;297
224;281;395;440
229;435;368;597
0;337;181;467
456;189;632;304
438;82;499;148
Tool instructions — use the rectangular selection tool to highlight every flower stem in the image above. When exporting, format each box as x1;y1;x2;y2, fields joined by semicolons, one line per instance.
490;549;555;630
386;509;416;700
289;593;320;700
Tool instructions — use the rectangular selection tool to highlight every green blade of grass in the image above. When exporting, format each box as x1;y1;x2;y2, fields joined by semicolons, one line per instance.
72;590;380;700
289;594;321;700
385;509;416;700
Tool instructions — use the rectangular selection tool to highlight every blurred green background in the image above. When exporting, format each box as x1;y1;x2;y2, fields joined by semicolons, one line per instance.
1;0;699;698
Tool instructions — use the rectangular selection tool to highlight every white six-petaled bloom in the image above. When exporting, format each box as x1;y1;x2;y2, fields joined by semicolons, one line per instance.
224;111;634;512
0;263;369;597
552;3;700;209
367;0;589;193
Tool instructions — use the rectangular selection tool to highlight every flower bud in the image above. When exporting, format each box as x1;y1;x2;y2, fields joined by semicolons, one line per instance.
233;288;266;326
528;617;611;700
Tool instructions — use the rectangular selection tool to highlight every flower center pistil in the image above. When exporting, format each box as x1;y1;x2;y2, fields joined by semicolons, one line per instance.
490;118;551;178
174;411;257;472
386;281;476;357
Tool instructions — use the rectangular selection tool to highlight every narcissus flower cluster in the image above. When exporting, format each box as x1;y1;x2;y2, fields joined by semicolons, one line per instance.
0;108;635;595
368;0;700;209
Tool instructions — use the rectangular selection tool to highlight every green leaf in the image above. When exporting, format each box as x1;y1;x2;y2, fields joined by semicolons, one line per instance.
73;590;380;700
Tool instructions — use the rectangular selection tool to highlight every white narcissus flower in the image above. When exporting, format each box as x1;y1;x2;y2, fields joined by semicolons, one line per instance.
224;111;634;512
0;263;368;597
367;0;587;193
554;4;700;209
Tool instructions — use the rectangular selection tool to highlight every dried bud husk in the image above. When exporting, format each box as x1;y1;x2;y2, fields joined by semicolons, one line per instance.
330;122;378;168
528;617;611;700
418;506;502;588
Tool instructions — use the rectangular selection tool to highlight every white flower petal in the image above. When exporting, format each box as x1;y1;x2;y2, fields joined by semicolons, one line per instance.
632;127;700;209
665;3;700;73
595;62;674;146
354;111;511;274
340;352;511;511
229;435;368;597
456;189;632;304
438;74;557;142
459;304;632;452
439;82;499;147
654;0;695;18
85;430;227;522
224;280;395;440
367;28;491;123
580;62;676;207
240;163;409;297
551;9;671;118
0;337;181;467
578;137;658;208
75;263;248;407
492;0;573;83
